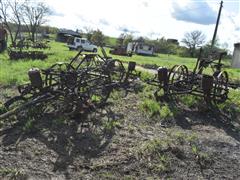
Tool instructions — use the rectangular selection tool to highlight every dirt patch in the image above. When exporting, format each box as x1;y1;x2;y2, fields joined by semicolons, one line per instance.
0;88;240;179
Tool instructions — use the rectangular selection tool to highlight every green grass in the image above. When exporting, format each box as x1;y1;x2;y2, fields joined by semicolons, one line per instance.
105;47;239;81
134;130;212;173
105;36;117;47
159;104;174;119
177;95;200;108
139;83;176;119
98;172;117;179
106;48;196;70
22;119;34;132
140;99;161;117
1;40;237;114
103;119;121;133
0;40;239;86
167;130;197;145
0;41;76;85
135;138;171;173
0;102;6;114
217;89;240;119
139;98;174;120
0;167;24;179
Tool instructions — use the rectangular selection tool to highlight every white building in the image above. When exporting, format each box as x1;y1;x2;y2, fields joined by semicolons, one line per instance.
127;42;154;56
232;43;240;68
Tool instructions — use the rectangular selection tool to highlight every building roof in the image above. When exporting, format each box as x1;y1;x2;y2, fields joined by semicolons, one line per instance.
57;29;81;37
234;43;240;48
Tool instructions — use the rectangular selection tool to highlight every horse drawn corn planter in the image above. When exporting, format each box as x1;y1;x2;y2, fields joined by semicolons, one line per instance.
148;49;230;105
147;1;238;106
0;49;139;120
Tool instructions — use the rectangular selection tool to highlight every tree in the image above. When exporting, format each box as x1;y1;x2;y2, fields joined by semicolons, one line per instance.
123;34;133;46
116;33;125;46
136;36;145;43
116;33;133;47
0;0;23;46
22;0;51;42
90;29;105;46
149;37;178;55
83;26;93;40
182;30;206;57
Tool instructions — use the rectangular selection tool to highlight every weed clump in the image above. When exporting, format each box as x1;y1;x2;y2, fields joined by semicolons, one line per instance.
159;104;173;119
140;99;161;117
135;138;171;173
0;102;7;114
0;167;25;179
218;89;240;119
140;99;174;121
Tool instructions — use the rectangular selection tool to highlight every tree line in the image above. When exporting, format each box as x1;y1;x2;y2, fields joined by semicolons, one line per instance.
80;28;229;58
0;0;228;58
0;0;51;46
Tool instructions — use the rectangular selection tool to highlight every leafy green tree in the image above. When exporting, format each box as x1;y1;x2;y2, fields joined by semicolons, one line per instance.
151;37;178;55
90;29;105;46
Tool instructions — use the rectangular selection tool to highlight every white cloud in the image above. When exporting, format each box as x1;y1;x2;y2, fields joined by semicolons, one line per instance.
44;0;239;52
218;9;240;51
172;1;217;25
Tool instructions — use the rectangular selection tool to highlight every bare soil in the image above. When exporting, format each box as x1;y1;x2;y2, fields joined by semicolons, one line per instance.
0;86;240;179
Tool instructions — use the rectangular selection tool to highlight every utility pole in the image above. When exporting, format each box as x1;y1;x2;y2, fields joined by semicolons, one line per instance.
211;1;223;49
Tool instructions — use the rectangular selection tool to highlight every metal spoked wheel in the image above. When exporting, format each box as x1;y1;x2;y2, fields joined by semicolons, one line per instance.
76;69;112;108
46;62;75;73
43;62;75;88
76;54;103;71
42;94;78;117
4;96;27;118
87;72;112;107
168;65;189;94
4;96;26;111
106;59;126;84
90;107;111;131
212;71;229;105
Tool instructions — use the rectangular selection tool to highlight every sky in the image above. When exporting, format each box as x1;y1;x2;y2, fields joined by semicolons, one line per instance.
44;0;240;51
